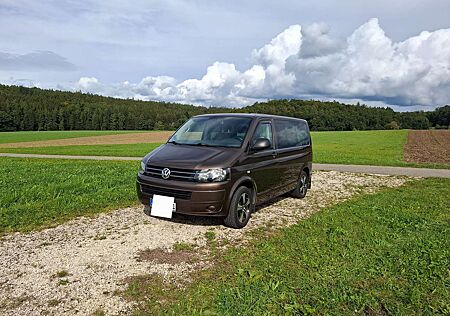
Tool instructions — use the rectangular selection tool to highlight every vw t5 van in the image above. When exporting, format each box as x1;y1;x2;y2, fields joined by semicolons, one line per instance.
137;114;312;228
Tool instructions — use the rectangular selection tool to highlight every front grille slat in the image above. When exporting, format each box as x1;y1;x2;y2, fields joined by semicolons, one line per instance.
140;184;192;200
147;167;192;175
168;175;193;179
144;165;197;182
145;171;161;175
171;171;193;175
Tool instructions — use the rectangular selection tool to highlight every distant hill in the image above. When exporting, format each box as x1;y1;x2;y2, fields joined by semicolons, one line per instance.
0;84;448;131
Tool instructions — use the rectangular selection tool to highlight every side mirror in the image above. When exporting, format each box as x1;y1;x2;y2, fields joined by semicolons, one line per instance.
252;138;271;151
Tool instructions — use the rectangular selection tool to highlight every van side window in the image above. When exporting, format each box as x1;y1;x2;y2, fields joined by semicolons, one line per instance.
252;122;273;149
274;119;310;149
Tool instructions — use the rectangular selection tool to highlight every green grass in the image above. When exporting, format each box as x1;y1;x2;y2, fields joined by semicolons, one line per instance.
127;178;450;315
173;242;197;252
311;130;408;166
0;143;162;157
0;157;139;233
1;130;448;168
311;130;448;168
0;130;147;144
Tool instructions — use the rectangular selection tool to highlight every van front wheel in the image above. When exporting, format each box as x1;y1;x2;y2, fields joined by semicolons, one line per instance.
224;186;253;229
291;170;309;199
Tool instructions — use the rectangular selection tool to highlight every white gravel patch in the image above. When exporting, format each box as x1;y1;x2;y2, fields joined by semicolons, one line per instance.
0;171;409;315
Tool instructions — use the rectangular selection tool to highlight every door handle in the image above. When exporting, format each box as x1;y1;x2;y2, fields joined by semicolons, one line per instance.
272;152;277;158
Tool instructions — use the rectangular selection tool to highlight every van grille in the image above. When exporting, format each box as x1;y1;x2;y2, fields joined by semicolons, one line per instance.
144;165;196;182
140;184;192;200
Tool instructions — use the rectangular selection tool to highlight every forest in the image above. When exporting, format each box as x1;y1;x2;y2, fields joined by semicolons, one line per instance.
0;84;448;132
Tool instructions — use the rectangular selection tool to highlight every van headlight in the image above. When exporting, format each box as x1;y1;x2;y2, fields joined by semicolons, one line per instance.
195;168;229;182
139;160;146;172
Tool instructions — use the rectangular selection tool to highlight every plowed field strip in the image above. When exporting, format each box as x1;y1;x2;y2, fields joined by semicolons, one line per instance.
404;130;450;164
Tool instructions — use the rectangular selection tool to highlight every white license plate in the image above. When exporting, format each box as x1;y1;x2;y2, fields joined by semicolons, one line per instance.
150;195;176;219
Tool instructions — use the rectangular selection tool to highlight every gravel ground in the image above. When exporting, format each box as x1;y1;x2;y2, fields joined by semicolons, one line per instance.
0;171;409;316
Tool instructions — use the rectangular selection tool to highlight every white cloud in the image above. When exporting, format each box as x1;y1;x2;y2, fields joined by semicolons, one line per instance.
76;77;99;91
252;25;302;66
298;22;343;58
74;19;450;107
287;18;450;106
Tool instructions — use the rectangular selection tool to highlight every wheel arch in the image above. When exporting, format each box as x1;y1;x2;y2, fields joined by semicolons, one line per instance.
228;176;257;205
303;166;310;176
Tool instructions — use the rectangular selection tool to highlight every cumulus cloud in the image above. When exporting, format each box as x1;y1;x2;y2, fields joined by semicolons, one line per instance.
288;18;450;106
77;77;99;91
75;19;450;107
0;50;76;71
298;22;343;58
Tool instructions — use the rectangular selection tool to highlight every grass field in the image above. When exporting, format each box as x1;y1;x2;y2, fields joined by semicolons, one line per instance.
0;143;162;157
1;130;448;168
0;130;146;144
126;178;450;315
0;157;139;233
311;130;408;166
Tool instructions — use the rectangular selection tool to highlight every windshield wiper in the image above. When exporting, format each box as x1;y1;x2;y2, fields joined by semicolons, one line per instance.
192;142;223;147
169;141;222;147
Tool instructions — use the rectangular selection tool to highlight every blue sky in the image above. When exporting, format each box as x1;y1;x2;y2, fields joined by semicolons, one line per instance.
1;0;449;110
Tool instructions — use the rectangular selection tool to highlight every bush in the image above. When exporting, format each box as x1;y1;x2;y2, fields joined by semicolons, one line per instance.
385;121;399;130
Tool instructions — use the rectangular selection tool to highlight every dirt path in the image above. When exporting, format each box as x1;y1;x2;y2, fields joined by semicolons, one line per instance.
0;171;408;316
404;130;450;164
0;132;173;148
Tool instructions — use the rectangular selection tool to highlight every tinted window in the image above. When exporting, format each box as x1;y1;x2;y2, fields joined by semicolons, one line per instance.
169;116;252;148
251;121;273;149
274;119;310;149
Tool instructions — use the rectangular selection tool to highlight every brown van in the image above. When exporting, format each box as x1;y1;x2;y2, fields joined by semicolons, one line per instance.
136;114;312;228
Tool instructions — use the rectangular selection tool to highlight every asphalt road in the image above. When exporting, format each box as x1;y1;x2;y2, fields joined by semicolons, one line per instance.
2;152;449;178
313;163;450;178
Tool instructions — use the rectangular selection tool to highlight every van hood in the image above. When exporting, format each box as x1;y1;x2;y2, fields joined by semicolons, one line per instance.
144;143;241;169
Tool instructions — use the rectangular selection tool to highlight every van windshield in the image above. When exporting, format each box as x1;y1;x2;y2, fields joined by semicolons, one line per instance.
168;116;253;148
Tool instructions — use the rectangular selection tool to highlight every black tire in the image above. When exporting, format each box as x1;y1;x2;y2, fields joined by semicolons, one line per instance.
224;186;253;229
291;170;309;199
143;205;151;216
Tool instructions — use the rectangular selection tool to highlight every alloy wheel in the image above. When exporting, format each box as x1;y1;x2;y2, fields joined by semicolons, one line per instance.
236;192;251;223
299;174;308;195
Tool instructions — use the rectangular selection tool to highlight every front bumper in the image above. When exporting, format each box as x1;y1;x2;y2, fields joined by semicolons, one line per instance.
136;172;231;216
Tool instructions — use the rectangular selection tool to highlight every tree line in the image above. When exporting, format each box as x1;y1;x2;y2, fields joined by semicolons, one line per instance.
242;100;449;131
0;84;448;132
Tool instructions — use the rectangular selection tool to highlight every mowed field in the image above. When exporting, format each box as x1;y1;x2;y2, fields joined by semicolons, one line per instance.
0;157;139;233
312;130;407;166
1;129;449;168
1;130;449;315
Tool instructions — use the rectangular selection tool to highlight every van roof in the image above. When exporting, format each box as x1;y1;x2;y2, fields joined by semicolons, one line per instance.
194;113;307;122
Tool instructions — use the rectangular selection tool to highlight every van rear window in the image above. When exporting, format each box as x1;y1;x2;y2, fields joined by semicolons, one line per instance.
274;119;310;149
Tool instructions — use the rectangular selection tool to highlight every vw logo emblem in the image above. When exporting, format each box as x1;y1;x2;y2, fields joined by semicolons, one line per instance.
161;168;171;179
